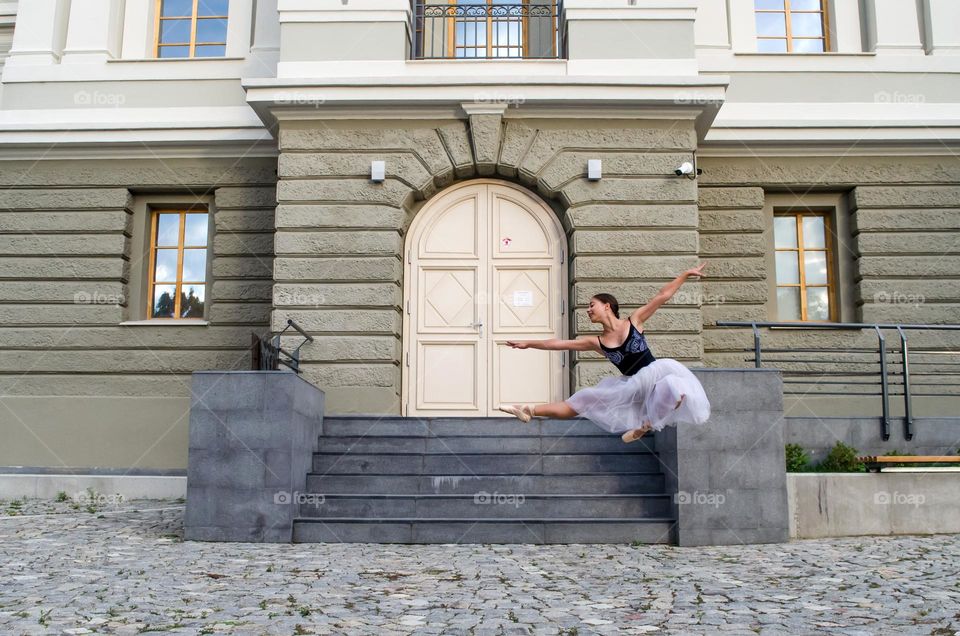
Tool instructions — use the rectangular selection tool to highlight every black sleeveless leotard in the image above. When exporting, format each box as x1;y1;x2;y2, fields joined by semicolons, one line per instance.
598;321;656;376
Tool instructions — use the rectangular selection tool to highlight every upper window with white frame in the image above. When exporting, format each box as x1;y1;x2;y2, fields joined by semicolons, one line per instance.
755;0;829;52
155;0;229;58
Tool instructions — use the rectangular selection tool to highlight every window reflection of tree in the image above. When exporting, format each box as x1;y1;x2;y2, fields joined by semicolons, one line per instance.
154;291;175;318
180;287;205;318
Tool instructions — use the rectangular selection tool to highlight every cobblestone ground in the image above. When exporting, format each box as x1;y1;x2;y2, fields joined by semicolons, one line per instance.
0;497;958;635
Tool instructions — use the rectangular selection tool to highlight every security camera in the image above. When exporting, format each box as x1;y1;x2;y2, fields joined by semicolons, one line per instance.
675;162;694;177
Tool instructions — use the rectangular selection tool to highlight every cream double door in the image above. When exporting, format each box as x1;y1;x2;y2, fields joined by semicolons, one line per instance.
403;181;568;416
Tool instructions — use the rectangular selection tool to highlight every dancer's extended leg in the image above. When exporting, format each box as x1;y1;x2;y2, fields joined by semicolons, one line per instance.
499;400;578;422
533;401;578;419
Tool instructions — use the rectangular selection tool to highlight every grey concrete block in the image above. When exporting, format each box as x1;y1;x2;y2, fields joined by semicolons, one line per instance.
184;371;325;543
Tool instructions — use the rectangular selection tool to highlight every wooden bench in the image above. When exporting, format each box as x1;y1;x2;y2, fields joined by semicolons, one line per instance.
859;456;960;472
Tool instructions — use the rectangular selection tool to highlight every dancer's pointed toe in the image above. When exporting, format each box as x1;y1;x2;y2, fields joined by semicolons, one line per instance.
621;424;651;444
499;404;534;423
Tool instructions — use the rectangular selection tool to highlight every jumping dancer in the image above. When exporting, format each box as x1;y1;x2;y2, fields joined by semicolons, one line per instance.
499;264;710;443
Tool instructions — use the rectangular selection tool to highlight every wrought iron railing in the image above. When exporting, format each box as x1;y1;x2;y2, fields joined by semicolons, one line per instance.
411;1;564;60
251;319;313;374
715;321;960;441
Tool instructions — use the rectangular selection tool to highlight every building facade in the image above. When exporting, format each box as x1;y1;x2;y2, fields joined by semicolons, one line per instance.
1;0;959;470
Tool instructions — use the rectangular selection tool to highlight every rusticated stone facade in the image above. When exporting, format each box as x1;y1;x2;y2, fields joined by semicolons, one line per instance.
0;157;277;469
272;114;704;414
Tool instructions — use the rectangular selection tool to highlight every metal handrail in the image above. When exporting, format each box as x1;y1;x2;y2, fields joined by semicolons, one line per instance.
251;319;313;374
410;0;564;60
716;321;960;442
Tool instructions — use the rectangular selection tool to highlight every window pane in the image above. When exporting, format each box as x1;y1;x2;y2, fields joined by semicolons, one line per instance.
156;214;180;246
159;19;191;44
806;287;830;320
791;12;824;37
792;38;825;53
804;250;828;286
756;12;786;36
184;214;208;247
158;45;190;58
776;251;800;285
196;18;228;43
802;216;826;248
777;287;801;321
180;285;205;318
755;0;785;8
154;249;179;283
194;44;227;57
152;285;177;318
790;0;823;10
757;38;788;52
198;0;229;16
161;0;193;17
182;249;207;282
774;216;798;248
494;21;521;47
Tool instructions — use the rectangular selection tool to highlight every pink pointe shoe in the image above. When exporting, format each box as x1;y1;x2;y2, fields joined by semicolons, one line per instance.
498;404;536;423
621;425;652;444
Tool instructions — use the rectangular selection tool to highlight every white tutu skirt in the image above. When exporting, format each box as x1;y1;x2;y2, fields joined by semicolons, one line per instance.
565;358;711;434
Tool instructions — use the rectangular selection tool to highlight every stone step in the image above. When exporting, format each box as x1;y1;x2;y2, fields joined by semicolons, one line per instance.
312;452;663;475
320;416;654;439
317;435;655;454
306;472;666;495
297;494;672;519
292;518;676;544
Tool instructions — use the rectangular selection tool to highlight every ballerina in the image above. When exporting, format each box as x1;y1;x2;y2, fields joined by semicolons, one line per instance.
499;264;711;443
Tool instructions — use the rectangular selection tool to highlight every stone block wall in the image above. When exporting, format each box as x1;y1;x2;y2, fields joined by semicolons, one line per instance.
698;155;960;415
0;157;277;469
274;116;704;414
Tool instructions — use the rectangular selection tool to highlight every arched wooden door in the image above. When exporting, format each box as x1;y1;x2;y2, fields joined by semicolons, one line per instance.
402;180;568;416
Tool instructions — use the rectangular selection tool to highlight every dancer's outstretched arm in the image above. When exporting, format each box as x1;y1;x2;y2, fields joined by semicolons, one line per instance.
506;336;599;352
631;263;707;324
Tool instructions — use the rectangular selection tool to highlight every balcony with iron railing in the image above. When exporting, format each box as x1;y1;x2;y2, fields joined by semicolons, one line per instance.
411;0;564;60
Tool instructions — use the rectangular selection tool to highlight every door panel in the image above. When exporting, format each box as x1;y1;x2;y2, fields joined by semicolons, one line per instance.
420;267;478;331
405;181;566;416
418;341;482;410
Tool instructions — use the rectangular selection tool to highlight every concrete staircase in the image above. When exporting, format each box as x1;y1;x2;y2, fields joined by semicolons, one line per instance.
293;416;676;544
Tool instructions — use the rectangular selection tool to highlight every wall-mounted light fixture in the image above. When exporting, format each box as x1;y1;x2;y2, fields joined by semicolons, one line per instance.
587;159;602;181
371;160;386;183
674;154;703;179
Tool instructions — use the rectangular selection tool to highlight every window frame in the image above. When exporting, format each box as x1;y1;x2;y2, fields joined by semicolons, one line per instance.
154;0;229;59
755;0;831;53
146;207;210;320
773;209;838;322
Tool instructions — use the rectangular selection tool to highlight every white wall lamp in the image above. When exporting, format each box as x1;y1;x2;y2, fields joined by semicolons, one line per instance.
587;159;602;181
371;160;386;183
675;154;702;179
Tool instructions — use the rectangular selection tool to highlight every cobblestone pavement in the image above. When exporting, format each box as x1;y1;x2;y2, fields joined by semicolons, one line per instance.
0;497;958;635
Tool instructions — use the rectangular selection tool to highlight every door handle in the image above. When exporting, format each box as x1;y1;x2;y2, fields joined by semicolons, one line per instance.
470;320;483;338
